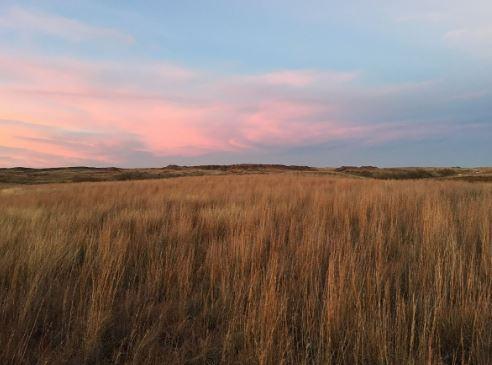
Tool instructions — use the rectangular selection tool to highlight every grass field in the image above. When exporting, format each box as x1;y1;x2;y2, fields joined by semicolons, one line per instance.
1;165;491;186
0;174;491;364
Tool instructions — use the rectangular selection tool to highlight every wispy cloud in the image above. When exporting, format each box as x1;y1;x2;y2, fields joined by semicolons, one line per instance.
0;50;489;167
0;6;133;44
395;12;447;24
390;1;492;59
444;26;492;58
247;70;357;88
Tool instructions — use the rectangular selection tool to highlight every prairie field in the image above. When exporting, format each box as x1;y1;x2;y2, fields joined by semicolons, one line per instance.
0;174;491;364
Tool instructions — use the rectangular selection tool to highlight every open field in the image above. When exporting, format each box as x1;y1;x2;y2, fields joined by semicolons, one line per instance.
0;174;491;364
0;165;315;186
1;165;491;186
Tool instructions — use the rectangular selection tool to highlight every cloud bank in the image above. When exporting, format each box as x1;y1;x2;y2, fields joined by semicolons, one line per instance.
1;51;488;167
0;3;490;167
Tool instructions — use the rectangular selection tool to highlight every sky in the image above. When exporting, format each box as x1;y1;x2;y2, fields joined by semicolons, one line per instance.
0;1;491;167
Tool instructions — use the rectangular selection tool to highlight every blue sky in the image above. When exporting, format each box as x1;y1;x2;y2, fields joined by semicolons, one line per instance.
0;0;491;167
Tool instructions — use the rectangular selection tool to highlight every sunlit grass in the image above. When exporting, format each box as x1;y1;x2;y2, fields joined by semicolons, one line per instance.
0;174;490;364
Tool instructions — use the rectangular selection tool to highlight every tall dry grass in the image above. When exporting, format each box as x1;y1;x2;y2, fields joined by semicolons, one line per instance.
0;174;491;364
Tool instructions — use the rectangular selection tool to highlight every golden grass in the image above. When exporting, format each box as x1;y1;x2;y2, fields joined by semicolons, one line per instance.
0;174;491;364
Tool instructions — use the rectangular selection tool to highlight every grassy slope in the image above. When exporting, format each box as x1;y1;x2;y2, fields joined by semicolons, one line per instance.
0;174;491;364
1;165;491;186
333;166;492;181
0;165;316;185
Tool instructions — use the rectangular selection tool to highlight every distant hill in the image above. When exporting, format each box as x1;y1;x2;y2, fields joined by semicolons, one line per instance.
0;165;490;185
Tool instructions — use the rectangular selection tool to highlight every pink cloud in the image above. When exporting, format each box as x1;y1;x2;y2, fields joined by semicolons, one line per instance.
240;101;334;144
260;71;317;87
0;52;462;167
0;120;109;164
